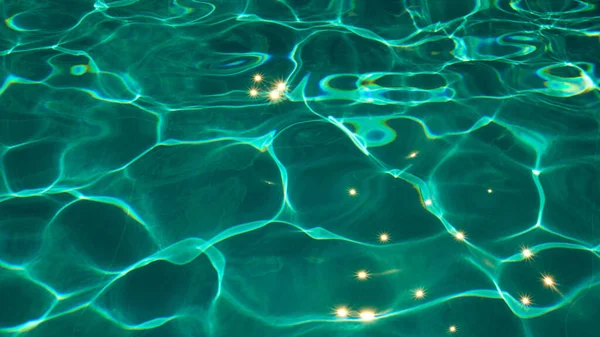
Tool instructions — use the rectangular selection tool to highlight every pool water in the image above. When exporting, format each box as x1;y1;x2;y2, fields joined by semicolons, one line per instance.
1;1;599;337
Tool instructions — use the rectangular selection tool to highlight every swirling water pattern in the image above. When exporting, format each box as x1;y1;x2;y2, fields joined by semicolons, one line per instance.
1;0;599;336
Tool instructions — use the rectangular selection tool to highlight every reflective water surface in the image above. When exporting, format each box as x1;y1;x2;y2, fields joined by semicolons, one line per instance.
1;1;599;337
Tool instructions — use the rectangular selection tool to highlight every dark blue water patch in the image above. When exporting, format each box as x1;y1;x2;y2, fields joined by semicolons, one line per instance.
4;141;64;191
96;257;218;326
0;196;58;264
367;129;385;141
53;200;158;271
444;61;510;96
0;274;55;328
300;32;394;74
325;75;359;91
3;50;56;81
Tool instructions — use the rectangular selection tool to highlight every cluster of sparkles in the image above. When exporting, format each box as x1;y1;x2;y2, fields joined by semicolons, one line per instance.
331;184;561;332
247;73;288;103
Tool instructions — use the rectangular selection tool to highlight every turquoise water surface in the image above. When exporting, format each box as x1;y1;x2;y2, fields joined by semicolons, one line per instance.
1;0;599;336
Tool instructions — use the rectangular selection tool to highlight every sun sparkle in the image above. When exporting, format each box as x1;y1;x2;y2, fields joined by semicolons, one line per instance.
335;307;349;318
356;270;369;280
413;288;425;299
253;73;263;82
520;294;532;306
274;80;288;92
542;274;556;288
521;247;534;259
454;231;466;241
348;188;358;197
268;90;282;102
359;310;376;321
248;88;259;98
379;233;390;243
448;325;457;333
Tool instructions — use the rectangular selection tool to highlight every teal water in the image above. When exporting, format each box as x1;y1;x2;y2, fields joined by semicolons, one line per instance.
1;0;599;336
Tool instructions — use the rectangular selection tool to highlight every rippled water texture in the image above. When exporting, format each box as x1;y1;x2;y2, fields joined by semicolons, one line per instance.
1;0;600;336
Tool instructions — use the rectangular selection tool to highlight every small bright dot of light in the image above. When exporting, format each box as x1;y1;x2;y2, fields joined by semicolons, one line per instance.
449;325;457;333
336;307;348;318
455;231;465;241
357;270;368;280
348;188;357;196
359;310;375;321
408;151;418;158
379;233;389;242
253;74;262;82
249;89;258;97
276;81;287;91
543;276;554;286
520;296;531;306
522;248;533;258
424;199;432;206
269;90;280;100
487;188;493;193
414;289;425;299
532;169;540;176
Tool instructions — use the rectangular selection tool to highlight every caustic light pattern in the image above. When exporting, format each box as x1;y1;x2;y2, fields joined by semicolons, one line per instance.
1;0;600;337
